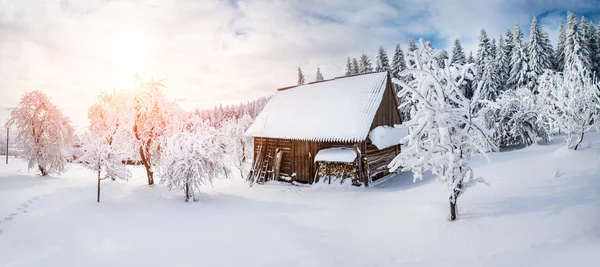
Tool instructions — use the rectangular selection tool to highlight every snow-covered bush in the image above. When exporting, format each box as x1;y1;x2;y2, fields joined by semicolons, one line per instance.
160;119;226;202
390;39;497;221
222;114;254;179
537;69;599;150
6;91;74;176
78;134;131;202
480;88;546;147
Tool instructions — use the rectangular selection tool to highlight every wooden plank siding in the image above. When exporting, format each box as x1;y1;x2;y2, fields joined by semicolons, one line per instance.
250;73;404;185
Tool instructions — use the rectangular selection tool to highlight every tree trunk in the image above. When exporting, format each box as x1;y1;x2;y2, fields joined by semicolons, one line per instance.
97;169;101;203
185;183;189;202
573;131;585;151
39;165;48;176
139;146;154;185
450;201;457;221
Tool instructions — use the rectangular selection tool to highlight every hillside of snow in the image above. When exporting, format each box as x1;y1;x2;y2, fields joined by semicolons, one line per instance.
1;133;599;267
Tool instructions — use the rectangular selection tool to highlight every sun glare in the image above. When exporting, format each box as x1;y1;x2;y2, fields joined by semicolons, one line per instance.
108;31;153;80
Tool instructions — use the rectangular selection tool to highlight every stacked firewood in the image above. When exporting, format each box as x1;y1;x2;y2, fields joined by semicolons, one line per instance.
316;162;358;184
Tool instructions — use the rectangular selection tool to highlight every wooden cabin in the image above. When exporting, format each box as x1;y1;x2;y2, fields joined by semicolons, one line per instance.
244;71;407;186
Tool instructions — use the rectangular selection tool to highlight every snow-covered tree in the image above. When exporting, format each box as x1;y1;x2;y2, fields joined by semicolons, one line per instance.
504;28;514;61
508;24;528;90
478;57;499;101
476;29;493;75
359;54;373;73
391;44;407;80
297;67;305;85
407;39;418;68
390;39;496;221
537;68;599;150
542;31;555;70
466;51;475;64
496;36;510;92
556;23;567;71
79;134;131;202
352;58;360;75
160;119;225;202
586;22;600;77
131;80;181;185
564;12;591;75
526;16;552;92
375;46;390;72
345;57;353;76
480;88;545;147
451;39;466;65
6;91;74;176
315;67;324;82
223;114;254;179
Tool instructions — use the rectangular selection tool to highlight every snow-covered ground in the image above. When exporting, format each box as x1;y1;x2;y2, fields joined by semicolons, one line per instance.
1;134;599;267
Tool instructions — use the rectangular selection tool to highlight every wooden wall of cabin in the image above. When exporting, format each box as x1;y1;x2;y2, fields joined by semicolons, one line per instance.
364;138;401;181
370;76;403;130
291;140;354;183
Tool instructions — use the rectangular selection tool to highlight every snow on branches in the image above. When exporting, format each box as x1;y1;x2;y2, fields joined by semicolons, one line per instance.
480;88;546;147
78;134;131;202
390;39;496;220
160;118;226;202
6;91;74;176
537;68;599;150
222;114;254;179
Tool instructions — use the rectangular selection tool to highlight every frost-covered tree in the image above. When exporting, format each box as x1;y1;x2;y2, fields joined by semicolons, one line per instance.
352;58;360;75
436;50;449;68
451;38;466;65
6;91;74;176
315;67;324;82
131;80;181;185
390;39;496;221
537;67;599;150
223;114;254;179
297;67;305;85
466;51;475;64
407;39;418;68
478;57;499;101
556;23;567;71
526;17;551;92
480;88;545;147
345;57;353;76
508;24;528;90
359;54;373;73
490;38;497;60
542;31;555;70
375;46;390;72
496;36;510;92
476;29;493;75
160;119;225;202
391;44;407;80
504;29;514;61
564;12;591;74
586;22;600;77
79;134;131;202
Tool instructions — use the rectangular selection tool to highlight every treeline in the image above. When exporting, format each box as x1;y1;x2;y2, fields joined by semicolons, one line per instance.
194;96;271;128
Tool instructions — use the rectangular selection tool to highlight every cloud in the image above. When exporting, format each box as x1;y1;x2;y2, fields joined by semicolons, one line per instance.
1;0;599;131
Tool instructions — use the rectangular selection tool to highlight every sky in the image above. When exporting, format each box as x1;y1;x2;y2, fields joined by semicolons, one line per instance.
1;0;600;132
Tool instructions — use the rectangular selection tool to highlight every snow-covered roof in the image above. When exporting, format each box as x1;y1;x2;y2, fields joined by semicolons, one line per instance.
368;125;409;150
245;72;389;142
314;148;357;163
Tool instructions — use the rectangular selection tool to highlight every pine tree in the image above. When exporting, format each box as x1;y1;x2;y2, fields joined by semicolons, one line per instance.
297;67;305;85
359;54;373;73
586;22;600;77
466;51;475;64
526;16;550;92
542;31;555;70
450;38;466;65
391;44;407;80
508;24;528;89
504;29;514;61
496;36;510;92
436;50;449;68
490;38;497;60
407;39;418;68
375;46;390;72
352;58;360;74
316;67;324;81
564;12;591;74
345;57;353;76
479;57;499;101
556;23;566;71
476;29;492;75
